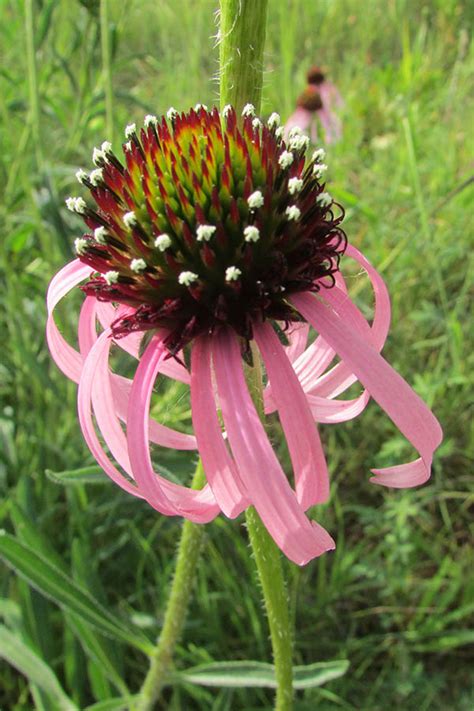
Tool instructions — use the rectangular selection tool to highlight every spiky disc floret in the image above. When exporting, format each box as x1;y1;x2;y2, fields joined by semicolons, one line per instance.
72;105;346;354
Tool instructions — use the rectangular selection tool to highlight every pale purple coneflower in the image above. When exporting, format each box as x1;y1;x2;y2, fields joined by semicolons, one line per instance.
47;105;442;565
284;65;344;145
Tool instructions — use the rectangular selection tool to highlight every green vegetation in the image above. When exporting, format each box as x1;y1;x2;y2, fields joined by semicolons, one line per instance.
1;0;473;708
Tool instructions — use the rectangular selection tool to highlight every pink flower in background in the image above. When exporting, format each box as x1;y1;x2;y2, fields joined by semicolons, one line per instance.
47;105;442;565
285;65;344;145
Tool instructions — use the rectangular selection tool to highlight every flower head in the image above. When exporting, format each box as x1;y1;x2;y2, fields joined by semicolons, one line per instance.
60;105;345;355
47;105;442;565
284;64;344;145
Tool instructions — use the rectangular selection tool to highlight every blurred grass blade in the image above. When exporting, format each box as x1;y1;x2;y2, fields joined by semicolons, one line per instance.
83;698;139;711
0;624;78;711
45;465;108;485
0;532;152;654
175;659;349;689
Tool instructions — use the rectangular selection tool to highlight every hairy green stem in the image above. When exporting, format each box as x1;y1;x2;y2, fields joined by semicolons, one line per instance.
245;349;294;711
219;0;269;115
25;0;43;170
134;461;206;711
100;0;114;143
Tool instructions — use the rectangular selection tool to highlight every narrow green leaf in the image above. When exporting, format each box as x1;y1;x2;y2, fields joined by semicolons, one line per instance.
83;697;139;711
0;532;152;655
0;624;78;711
175;659;349;689
45;465;108;485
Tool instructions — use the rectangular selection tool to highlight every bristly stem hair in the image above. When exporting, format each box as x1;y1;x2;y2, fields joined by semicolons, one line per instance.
219;0;269;115
100;0;114;144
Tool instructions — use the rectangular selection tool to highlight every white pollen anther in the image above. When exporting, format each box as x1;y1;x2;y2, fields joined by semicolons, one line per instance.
313;163;328;178
244;225;260;243
288;177;303;195
252;118;262;130
278;150;294;169
76;169;88;184
247;190;264;209
288;126;303;139
74;237;88;255
222;104;233;118
179;271;198;286
194;103;208;112
154;233;172;251
66;197;87;214
130;258;147;273
92;147;105;166
125;123;136;139
316;191;332;207
123;211;137;228
167;107;178;121
144;114;158;127
196;224;216;242
101;141;112;155
104;270;119;285
267;112;281;129
312;148;326;163
286;205;301;221
275;126;285;139
225;266;242;282
89;168;103;186
242;103;256;117
124;141;132;152
94;226;108;244
289;134;309;151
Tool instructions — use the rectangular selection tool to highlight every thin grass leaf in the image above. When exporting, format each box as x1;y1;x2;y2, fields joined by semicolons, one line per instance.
45;465;109;485
83;697;139;711
0;532;153;654
175;659;349;689
0;624;78;711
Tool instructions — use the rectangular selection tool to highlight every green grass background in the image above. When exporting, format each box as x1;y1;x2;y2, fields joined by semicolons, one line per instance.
1;0;473;708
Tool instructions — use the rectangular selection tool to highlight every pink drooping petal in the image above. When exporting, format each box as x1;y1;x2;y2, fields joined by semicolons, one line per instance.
190;337;249;518
283;107;312;139
77;328;144;498
111;376;197;450
95;301;190;384
285;322;310;363
212;328;335;565
254;323;329;508
46;259;91;315
306;390;370;424
292;292;443;487
319;81;344;110
46;260;92;383
77;298;197;452
127;336;220;523
305;244;391;399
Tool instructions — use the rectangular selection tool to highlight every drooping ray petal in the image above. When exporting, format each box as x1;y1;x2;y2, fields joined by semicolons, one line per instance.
190;337;249;518
127;337;220;523
78;298;138;474
95;301;191;384
254;323;329;508
284;322;310;363
46;260;92;383
266;272;348;406
306;390;370;424
47;259;91;315
292;292;443;487
307;244;391;398
78;299;197;451
283;107;312;140
213;328;335;565
112;376;197;450
78;328;144;498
